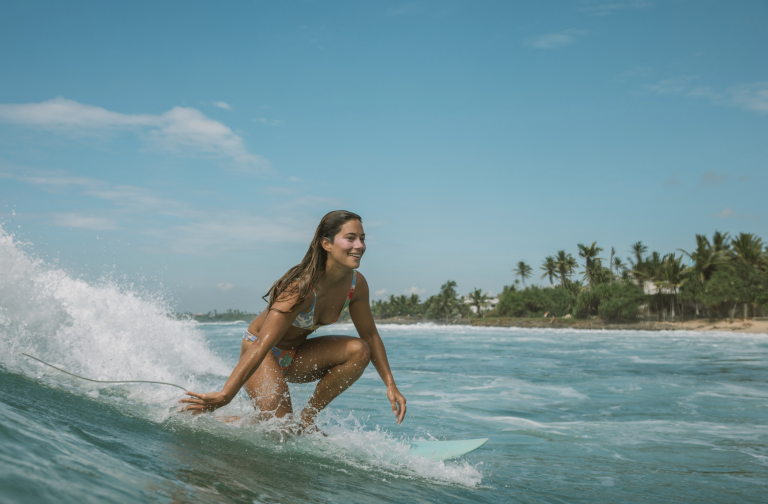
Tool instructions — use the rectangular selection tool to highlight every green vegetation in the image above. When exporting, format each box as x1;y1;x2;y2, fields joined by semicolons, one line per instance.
176;309;260;323
192;231;768;324
503;231;768;322
371;280;471;319
513;261;532;287
371;230;768;323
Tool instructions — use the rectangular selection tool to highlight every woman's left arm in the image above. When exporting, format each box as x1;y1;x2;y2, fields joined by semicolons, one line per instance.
349;273;407;424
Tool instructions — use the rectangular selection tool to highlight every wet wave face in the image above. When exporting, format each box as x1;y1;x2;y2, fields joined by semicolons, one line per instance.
1;225;768;503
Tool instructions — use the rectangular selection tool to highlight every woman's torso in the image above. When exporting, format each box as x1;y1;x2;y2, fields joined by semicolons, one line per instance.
242;271;357;352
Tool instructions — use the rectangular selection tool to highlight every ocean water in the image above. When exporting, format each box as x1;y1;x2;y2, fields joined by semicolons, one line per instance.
1;229;767;503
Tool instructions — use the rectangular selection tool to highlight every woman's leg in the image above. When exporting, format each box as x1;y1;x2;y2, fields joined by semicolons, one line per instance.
286;336;371;429
240;345;293;421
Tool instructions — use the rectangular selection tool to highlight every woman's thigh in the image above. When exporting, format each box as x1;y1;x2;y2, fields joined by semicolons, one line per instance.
243;350;292;416
287;335;369;384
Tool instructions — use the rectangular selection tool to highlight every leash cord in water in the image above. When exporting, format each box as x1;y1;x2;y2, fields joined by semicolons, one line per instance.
21;353;188;391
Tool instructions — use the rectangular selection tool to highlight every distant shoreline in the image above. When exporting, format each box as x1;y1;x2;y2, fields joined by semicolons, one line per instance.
177;312;768;334
372;316;768;334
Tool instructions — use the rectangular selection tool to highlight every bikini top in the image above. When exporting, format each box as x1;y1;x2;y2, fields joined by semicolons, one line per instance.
292;270;357;332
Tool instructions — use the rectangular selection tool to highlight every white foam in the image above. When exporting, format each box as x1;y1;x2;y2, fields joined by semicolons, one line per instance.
0;226;229;411
0;226;484;487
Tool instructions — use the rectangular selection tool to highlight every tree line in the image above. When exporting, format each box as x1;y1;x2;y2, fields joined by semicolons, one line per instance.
176;309;260;322
370;281;475;319
371;231;768;321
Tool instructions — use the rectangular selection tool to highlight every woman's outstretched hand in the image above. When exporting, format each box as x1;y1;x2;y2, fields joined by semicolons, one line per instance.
387;386;407;424
179;391;231;414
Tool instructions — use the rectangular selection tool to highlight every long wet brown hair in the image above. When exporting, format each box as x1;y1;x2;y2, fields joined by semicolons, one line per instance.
263;210;362;313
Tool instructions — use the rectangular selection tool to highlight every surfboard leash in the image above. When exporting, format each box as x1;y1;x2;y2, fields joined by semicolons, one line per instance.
21;353;188;391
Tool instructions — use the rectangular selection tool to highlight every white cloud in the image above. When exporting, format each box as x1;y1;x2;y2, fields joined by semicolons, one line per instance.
699;171;728;187
664;173;681;187
404;286;426;296
252;117;284;126
713;207;762;220
374;288;388;296
525;29;586;49
647;78;768;115
217;282;235;292
714;208;734;218
19;171;189;215
614;65;654;82
212;101;232;110
579;0;653;16
0;97;152;128
145;212;313;255
727;82;768;113
647;76;697;95
0;98;270;172
4;164;321;255
287;176;302;182
51;213;118;230
388;3;421;16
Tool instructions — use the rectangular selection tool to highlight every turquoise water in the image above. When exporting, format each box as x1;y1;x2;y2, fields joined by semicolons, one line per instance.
1;231;768;503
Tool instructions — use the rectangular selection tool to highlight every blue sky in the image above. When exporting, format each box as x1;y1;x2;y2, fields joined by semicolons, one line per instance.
1;0;766;312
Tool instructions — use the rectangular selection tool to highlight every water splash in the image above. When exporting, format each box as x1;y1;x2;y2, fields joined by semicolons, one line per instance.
0;226;484;488
0;225;229;407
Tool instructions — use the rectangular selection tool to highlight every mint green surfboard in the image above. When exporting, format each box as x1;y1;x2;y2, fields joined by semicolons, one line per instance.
408;438;489;461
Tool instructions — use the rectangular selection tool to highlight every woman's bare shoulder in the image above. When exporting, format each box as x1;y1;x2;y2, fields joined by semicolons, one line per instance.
272;280;313;313
353;271;370;298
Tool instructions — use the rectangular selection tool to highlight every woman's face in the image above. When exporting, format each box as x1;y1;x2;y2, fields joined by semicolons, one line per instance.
324;219;366;269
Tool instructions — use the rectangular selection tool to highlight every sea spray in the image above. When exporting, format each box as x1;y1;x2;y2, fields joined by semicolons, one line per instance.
0;225;229;411
0;226;486;489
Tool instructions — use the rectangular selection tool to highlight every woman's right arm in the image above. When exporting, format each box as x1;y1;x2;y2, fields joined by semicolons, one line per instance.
180;297;301;414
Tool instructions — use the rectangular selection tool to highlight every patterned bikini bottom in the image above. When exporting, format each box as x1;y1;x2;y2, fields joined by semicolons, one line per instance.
242;329;296;375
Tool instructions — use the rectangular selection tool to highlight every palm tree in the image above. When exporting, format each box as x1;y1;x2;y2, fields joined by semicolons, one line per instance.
554;250;577;289
712;231;731;253
426;280;462;319
628;241;649;276
513;261;532;287
731;233;764;268
679;233;732;318
609;247;616;285
731;233;766;318
407;293;421;316
577;242;604;289
656;253;688;320
613;256;627;278
679;234;729;283
634;251;664;319
590;259;610;285
466;288;490;317
540;256;558;286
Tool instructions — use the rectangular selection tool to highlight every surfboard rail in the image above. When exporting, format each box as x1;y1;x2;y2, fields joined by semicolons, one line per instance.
408;438;489;461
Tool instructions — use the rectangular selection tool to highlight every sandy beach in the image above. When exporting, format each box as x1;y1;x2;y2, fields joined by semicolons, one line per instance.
673;318;768;334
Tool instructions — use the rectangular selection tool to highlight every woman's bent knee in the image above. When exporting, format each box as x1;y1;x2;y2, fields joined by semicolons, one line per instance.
350;339;371;366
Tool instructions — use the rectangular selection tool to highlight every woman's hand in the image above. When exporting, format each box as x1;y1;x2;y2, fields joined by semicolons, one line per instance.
179;390;232;415
387;386;407;424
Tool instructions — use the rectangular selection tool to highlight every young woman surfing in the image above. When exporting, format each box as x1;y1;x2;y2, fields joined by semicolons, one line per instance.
181;210;406;432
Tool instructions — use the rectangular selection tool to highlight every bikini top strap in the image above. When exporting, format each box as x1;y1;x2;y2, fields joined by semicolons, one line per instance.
330;271;357;324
